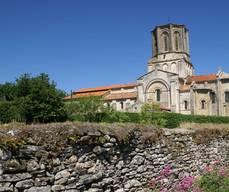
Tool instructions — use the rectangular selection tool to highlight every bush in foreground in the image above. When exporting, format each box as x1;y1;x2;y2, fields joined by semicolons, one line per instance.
149;160;229;192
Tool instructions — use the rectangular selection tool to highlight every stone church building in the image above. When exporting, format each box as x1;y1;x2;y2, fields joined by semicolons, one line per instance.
65;24;229;116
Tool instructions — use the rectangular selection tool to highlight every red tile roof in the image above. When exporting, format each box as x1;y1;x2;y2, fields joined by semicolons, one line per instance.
180;84;190;92
64;90;108;100
104;92;137;101
64;83;137;101
74;83;137;93
186;74;217;84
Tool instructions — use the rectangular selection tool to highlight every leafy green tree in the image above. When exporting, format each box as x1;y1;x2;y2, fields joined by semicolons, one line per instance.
0;73;67;123
0;83;16;101
140;103;167;127
65;96;107;122
0;101;17;123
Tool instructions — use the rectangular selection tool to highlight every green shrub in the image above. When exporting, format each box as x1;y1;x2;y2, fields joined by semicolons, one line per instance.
65;96;108;122
149;162;229;192
163;113;182;128
0;73;67;124
101;111;130;123
162;113;229;128
68;101;229;128
0;101;16;123
140;103;167;127
197;164;229;192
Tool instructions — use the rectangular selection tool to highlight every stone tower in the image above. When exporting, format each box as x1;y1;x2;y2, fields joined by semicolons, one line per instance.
147;24;194;78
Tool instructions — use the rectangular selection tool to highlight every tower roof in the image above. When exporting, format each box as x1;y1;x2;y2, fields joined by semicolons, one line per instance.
152;23;188;32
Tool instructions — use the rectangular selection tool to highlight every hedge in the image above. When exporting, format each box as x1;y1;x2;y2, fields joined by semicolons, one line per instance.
156;112;229;128
71;111;229;128
70;112;140;123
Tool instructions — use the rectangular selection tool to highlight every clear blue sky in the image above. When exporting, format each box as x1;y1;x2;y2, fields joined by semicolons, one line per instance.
1;0;229;93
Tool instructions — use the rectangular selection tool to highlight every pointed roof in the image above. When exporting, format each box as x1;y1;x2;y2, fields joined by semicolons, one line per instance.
137;69;178;80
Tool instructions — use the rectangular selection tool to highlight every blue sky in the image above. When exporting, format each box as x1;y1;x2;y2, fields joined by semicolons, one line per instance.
0;0;229;93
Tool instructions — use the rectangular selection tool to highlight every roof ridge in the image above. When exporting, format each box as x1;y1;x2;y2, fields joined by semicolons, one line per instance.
189;73;216;77
74;83;137;93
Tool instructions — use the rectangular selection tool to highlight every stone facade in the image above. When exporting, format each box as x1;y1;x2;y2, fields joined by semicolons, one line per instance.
65;23;229;116
0;123;229;192
136;24;229;116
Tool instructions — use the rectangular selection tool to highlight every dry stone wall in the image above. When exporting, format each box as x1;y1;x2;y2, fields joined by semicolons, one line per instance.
0;124;229;192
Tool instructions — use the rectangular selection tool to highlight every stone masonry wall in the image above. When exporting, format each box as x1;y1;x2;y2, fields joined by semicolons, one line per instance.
0;123;229;192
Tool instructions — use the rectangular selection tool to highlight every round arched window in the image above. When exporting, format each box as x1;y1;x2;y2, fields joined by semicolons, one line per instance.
155;89;161;102
171;63;177;73
184;100;188;110
163;64;168;71
161;32;169;52
174;31;181;51
201;100;206;109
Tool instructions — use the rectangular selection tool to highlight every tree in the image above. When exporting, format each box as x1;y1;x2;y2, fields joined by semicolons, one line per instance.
0;73;67;123
0;101;16;123
0;83;16;101
140;103;167;127
65;96;107;122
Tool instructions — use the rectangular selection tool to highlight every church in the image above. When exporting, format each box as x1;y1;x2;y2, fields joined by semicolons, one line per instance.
65;24;229;116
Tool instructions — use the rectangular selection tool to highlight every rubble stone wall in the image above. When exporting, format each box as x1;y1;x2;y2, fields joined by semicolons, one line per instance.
0;124;229;192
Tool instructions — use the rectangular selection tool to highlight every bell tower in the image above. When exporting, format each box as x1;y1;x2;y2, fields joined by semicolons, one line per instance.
148;24;194;78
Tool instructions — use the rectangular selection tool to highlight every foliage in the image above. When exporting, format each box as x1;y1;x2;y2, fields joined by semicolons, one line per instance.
163;113;229;128
140;103;167;128
69;108;229;128
102;111;131;123
66;97;141;123
0;73;67;123
65;96;108;122
149;161;229;192
0;136;27;151
197;162;229;192
0;83;17;101
0;101;17;123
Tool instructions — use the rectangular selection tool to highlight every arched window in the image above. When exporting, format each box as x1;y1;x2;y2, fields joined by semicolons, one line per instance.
184;100;188;110
174;31;180;51
163;64;168;71
126;102;130;110
112;103;117;110
164;35;168;51
120;101;124;109
162;32;169;52
201;100;206;109
210;92;216;104
171;63;177;73
225;92;229;103
156;89;161;102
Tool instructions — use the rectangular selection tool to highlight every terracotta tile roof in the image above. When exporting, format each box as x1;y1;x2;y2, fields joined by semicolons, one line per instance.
186;74;217;84
104;92;137;101
64;90;108;100
180;84;190;92
74;83;137;93
160;106;171;111
64;95;72;100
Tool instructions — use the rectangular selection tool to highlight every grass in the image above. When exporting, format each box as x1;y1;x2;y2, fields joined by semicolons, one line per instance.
180;122;229;129
180;122;229;144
